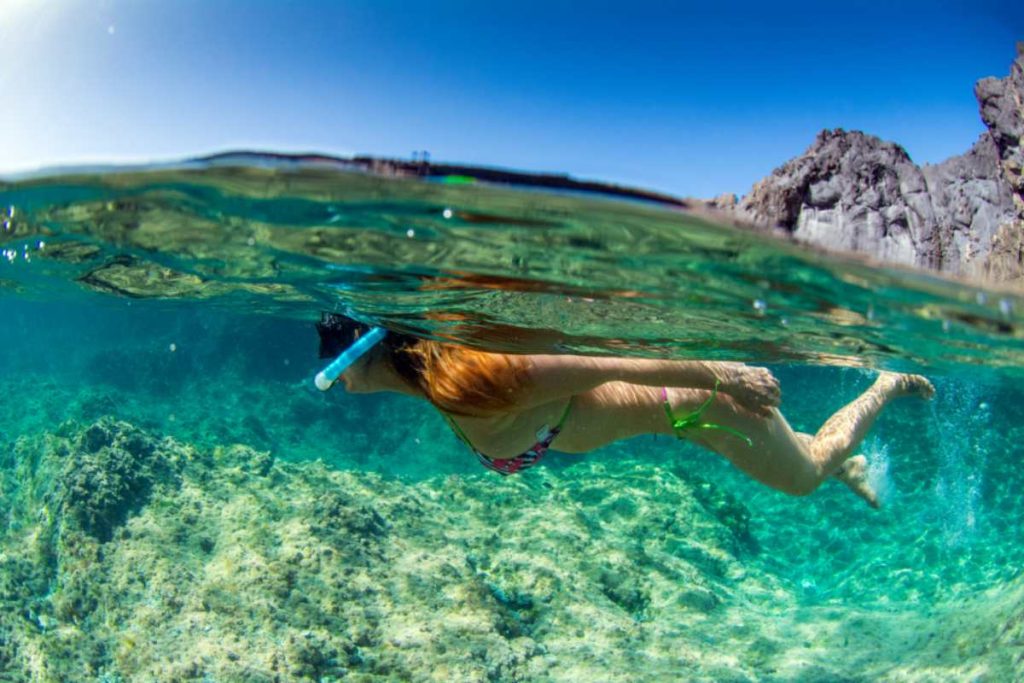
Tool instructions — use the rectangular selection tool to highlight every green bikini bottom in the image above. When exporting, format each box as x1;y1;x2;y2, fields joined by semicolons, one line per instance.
661;381;754;447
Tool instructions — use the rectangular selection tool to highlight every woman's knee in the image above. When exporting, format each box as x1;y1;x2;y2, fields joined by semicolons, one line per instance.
778;465;824;497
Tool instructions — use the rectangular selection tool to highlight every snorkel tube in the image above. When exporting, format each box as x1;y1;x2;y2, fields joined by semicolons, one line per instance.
314;326;387;391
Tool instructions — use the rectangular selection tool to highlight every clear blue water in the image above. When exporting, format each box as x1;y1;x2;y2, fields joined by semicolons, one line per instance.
1;158;1022;680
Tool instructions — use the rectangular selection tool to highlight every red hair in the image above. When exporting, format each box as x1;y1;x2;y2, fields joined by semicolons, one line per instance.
400;341;527;417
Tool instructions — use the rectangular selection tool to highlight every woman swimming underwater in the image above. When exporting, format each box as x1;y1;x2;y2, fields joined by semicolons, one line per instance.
315;313;934;508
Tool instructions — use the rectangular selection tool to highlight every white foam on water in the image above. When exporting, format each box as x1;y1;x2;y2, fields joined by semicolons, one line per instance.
864;439;893;506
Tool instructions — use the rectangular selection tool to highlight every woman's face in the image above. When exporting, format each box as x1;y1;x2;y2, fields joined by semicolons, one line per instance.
339;355;378;393
335;328;380;393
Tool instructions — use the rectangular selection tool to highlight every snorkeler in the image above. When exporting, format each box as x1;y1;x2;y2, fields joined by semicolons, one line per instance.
315;313;934;508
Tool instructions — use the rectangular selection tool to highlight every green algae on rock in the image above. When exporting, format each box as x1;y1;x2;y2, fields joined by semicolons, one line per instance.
1;419;1023;681
58;419;183;541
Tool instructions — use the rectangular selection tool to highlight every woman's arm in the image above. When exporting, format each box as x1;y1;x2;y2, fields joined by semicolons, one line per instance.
520;355;781;416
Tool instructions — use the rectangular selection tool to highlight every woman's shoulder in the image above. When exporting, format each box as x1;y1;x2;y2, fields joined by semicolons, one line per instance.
504;354;621;410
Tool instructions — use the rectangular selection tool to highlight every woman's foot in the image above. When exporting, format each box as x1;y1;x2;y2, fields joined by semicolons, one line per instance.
875;371;935;400
833;455;880;509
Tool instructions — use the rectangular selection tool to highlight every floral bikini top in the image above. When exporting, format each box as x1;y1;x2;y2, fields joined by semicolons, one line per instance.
442;398;573;475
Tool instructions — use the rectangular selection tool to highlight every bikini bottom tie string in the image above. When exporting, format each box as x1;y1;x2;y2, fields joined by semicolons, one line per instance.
662;380;754;447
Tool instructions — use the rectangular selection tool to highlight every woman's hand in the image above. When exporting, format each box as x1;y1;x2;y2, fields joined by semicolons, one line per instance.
716;364;781;417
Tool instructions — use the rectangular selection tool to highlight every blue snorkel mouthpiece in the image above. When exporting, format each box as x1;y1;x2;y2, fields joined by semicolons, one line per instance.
314;326;387;391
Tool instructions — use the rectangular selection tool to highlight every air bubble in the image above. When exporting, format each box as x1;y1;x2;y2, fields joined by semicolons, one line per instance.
169;343;177;352
752;299;766;315
406;228;415;239
442;208;453;219
246;237;255;247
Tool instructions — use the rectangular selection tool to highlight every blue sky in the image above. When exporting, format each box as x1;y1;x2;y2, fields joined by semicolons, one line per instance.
0;0;1020;197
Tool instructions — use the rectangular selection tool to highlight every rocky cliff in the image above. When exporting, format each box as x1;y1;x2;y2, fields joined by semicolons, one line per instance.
736;44;1024;286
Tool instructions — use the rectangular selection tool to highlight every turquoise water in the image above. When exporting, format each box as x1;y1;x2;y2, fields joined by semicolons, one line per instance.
1;157;1023;681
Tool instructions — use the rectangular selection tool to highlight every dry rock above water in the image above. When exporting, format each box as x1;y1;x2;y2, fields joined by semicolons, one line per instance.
732;44;1024;287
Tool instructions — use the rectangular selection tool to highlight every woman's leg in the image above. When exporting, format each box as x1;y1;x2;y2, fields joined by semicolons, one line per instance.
803;371;933;477
666;371;933;503
795;433;878;508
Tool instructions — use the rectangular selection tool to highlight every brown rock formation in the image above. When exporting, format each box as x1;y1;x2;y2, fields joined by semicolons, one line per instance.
737;44;1024;285
978;43;1024;284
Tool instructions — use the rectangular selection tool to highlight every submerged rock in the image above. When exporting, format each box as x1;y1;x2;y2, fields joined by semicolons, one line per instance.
0;419;1021;681
736;44;1024;285
57;418;182;541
